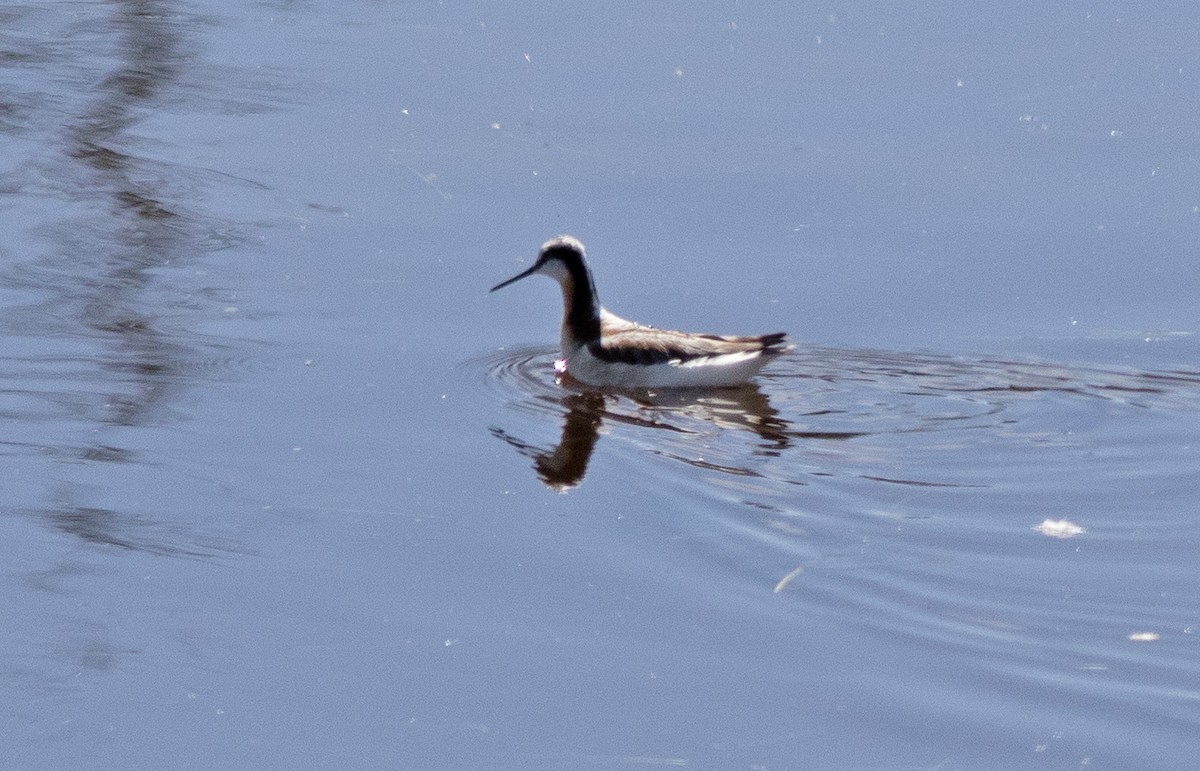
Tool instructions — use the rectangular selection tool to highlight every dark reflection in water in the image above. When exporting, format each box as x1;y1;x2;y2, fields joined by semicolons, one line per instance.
492;392;606;491
481;345;1200;491
491;381;804;491
1;2;245;554
33;503;229;560
67;0;191;436
483;348;860;490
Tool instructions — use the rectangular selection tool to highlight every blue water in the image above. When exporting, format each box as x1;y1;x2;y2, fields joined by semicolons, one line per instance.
1;2;1197;768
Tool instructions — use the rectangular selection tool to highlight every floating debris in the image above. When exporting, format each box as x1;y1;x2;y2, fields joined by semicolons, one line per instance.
774;565;805;593
1033;518;1085;538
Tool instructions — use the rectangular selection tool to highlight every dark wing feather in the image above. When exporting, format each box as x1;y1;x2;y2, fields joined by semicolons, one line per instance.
591;324;790;365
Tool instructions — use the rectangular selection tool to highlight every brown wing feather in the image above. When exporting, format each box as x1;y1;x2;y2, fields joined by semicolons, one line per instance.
593;316;790;365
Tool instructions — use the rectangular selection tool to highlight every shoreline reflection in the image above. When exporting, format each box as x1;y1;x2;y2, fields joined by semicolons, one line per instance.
1;2;250;555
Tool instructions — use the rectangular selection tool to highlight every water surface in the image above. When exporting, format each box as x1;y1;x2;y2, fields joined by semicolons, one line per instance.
1;2;1197;768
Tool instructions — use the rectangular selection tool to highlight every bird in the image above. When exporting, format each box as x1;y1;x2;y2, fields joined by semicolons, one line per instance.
489;235;792;388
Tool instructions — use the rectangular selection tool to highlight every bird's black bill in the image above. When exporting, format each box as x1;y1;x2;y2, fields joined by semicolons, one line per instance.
489;263;540;293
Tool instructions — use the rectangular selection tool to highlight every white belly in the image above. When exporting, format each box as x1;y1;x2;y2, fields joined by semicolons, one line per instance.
565;345;774;388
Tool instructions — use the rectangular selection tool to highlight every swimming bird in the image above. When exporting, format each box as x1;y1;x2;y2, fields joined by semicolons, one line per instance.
490;235;792;388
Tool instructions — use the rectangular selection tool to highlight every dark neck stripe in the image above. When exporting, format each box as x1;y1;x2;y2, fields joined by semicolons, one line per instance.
561;251;601;342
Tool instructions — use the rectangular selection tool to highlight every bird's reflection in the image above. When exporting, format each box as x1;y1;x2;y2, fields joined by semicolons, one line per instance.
491;392;606;491
491;375;794;491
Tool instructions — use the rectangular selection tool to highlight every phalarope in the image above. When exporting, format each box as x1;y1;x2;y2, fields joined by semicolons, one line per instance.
490;235;792;388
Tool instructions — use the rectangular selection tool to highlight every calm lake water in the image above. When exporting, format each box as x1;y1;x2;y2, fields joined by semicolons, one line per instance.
2;2;1198;768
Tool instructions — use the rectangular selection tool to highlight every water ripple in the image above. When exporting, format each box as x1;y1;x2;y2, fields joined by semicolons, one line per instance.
474;343;1200;491
472;341;1200;745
